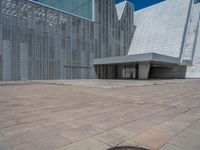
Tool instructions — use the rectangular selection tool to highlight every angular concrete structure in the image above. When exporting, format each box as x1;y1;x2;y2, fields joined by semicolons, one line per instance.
138;63;150;80
0;0;199;80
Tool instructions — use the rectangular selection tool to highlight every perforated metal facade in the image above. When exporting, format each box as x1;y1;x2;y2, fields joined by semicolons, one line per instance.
94;0;134;79
0;0;134;80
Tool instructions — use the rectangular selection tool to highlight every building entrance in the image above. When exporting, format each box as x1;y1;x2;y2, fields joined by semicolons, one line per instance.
95;64;137;79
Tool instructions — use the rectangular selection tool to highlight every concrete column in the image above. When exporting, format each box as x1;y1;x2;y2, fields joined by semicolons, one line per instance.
138;63;150;80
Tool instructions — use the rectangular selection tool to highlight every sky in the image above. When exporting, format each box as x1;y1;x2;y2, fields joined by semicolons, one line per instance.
115;0;165;10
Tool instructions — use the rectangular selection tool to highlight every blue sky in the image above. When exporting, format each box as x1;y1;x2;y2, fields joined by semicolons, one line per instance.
115;0;164;10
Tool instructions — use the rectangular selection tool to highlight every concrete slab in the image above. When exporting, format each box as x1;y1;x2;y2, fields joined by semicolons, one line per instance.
0;80;200;150
56;138;110;150
132;129;173;150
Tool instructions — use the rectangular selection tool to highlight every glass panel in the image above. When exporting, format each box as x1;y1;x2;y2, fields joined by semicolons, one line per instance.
35;0;93;20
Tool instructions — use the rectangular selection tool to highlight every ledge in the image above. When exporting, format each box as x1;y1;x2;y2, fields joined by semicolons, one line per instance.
93;53;187;65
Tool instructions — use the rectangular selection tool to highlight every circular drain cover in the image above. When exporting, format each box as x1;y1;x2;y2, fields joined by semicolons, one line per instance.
107;146;149;150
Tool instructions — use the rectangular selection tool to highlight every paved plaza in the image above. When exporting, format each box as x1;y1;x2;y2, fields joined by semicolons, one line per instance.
0;80;200;150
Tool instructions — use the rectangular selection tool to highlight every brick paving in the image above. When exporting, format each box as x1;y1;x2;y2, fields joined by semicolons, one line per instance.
0;80;200;150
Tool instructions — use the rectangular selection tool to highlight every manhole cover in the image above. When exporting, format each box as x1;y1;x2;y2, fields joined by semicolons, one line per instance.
107;146;150;150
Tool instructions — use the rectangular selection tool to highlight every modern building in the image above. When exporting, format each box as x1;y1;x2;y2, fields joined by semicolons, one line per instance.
0;0;199;81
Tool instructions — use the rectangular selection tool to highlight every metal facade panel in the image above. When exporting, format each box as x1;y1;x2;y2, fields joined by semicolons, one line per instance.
0;0;2;80
3;40;11;81
11;22;20;80
0;0;134;80
20;43;28;80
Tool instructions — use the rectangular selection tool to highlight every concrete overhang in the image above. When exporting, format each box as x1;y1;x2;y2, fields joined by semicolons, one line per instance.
94;53;188;66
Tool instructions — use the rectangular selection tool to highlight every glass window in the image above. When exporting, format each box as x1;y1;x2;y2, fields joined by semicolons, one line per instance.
35;0;93;20
194;0;200;4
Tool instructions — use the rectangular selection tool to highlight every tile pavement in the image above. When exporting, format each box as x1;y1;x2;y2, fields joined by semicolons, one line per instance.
0;79;200;150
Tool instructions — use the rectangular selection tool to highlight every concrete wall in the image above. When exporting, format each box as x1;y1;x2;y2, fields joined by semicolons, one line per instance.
183;3;200;61
186;3;200;78
138;63;150;80
128;0;192;58
128;0;200;79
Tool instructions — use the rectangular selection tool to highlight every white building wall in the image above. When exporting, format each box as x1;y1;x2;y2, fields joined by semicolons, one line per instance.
128;0;192;58
186;4;200;78
183;4;200;61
